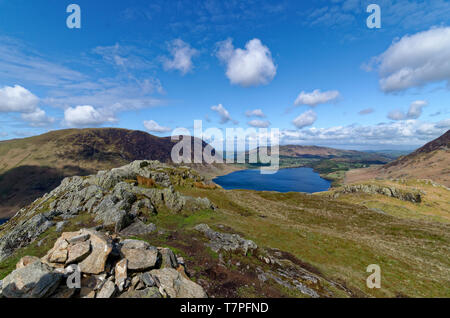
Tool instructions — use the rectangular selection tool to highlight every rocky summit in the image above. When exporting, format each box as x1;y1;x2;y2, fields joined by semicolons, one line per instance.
0;160;214;262
0;228;207;298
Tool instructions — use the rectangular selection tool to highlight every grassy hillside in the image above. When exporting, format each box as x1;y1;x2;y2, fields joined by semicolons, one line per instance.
346;130;450;187
171;184;450;297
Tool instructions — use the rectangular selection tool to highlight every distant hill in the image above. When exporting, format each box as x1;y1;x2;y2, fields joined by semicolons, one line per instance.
275;145;392;163
0;128;214;218
346;130;450;187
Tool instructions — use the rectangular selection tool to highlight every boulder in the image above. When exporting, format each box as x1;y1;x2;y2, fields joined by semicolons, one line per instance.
150;268;207;298
79;230;113;274
194;224;257;255
97;280;116;298
66;240;91;264
2;261;62;298
119;240;160;271
120;220;156;236
16;256;40;269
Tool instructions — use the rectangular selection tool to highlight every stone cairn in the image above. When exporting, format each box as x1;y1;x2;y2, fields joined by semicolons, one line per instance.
0;228;207;298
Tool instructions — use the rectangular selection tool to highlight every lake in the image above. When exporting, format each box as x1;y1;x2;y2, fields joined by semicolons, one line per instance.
213;167;331;193
0;219;8;225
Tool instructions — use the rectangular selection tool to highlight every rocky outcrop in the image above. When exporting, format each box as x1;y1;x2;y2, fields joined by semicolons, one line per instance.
0;160;216;262
194;224;257;255
333;184;423;203
1;229;207;298
1;260;62;298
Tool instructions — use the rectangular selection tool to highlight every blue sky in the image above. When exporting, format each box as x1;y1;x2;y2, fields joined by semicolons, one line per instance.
0;0;449;150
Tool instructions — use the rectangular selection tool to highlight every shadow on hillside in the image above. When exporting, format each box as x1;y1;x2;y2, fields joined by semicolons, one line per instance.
0;165;93;219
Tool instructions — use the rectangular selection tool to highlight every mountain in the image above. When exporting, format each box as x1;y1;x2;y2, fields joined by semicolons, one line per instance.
0;128;214;219
346;130;450;187
252;145;392;163
277;145;391;162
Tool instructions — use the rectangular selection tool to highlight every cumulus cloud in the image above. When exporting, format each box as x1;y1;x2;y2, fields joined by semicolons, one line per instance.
245;109;266;118
21;108;55;127
0;85;38;113
64;105;115;127
0;85;54;127
292;110;317;129
294;89;340;107
388;100;428;121
143;120;172;133
162;39;198;75
216;38;276;87
211;104;237;124
368;27;450;92
358;108;374;115
247;119;271;128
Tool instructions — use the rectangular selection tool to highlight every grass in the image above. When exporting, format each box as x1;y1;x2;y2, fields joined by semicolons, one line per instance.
174;185;450;298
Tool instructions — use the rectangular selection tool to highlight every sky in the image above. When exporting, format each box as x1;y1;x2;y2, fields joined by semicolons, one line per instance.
0;0;449;150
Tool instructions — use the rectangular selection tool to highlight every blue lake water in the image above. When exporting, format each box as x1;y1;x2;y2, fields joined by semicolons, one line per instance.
213;167;331;193
0;219;8;225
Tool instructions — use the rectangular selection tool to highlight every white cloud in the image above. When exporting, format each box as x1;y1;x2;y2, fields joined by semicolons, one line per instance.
0;85;39;113
216;38;276;87
293;110;317;129
143;120;172;133
280;119;450;148
245;109;266;117
64;105;115;127
211;104;237;124
248;119;271;128
21;108;54;127
0;85;54;127
294;89;340;107
162;39;198;75
369;27;450;92
388;100;428;121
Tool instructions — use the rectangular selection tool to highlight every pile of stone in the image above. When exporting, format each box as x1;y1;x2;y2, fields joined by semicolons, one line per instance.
0;228;207;298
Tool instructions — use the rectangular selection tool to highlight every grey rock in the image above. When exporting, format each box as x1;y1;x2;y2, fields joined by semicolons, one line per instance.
120;220;156;236
140;272;156;287
159;247;178;269
0;213;56;262
55;221;67;233
119;287;161;298
194;224;257;255
96;280;116;298
68;233;90;244
2;261;62;298
119;239;160;271
150;268;207;298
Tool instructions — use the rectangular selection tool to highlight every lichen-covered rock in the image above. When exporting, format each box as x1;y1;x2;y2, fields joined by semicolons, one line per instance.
119;239;160;271
334;184;422;203
79;230;113;274
67;240;91;264
194;224;257;255
16;256;40;269
115;259;128;291
97;280;116;298
150;268;207;298
2;261;62;298
120;220;156;236
119;287;161;298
